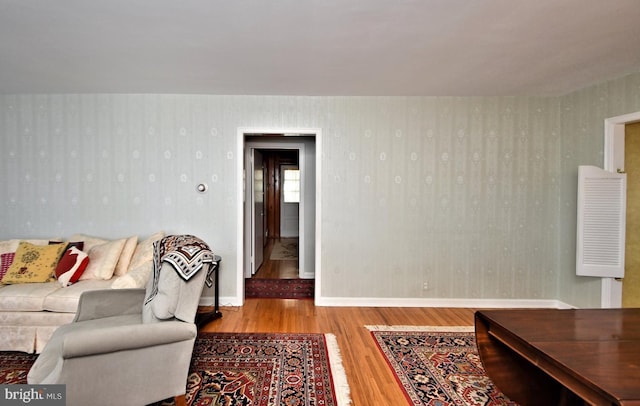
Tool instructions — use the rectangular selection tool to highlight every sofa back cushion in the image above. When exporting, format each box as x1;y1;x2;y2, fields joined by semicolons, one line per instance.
2;242;68;284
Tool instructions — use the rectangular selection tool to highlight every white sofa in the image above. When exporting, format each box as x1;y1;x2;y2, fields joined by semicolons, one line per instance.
0;232;164;353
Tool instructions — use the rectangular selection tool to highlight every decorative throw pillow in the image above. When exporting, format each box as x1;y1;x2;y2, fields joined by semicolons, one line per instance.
113;236;138;276
127;231;164;272
0;252;15;281
2;242;68;284
79;238;127;280
55;247;90;287
0;239;54;283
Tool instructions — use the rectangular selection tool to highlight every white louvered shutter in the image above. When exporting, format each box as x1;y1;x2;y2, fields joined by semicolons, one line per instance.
576;165;626;278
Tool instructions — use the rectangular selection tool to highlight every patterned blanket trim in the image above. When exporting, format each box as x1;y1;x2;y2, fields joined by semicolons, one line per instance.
365;325;475;332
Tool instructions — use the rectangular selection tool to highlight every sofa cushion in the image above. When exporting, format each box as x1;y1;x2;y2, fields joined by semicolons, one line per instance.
114;236;138;276
111;262;152;289
128;231;164;272
0;282;61;311
80;239;126;281
2;242;68;284
55;247;90;287
42;279;114;313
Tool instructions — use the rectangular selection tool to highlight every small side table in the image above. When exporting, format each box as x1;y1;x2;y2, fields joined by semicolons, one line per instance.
196;255;222;329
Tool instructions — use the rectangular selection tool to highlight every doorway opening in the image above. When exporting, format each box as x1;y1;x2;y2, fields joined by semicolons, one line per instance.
602;111;640;308
249;148;300;279
238;129;320;302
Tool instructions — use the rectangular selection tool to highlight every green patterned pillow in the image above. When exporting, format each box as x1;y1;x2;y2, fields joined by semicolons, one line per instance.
1;241;68;284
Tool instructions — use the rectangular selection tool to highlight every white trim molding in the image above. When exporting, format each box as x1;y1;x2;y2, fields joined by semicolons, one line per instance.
236;127;322;306
315;297;574;309
601;111;640;308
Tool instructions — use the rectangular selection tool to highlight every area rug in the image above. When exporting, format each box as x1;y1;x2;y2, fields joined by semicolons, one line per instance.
0;332;351;406
0;351;37;384
245;278;314;299
367;326;518;406
270;238;298;260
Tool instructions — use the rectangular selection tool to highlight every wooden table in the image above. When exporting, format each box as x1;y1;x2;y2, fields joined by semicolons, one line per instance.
475;308;640;406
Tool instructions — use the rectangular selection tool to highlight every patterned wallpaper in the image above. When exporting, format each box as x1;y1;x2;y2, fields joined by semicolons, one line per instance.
558;73;640;307
1;73;639;306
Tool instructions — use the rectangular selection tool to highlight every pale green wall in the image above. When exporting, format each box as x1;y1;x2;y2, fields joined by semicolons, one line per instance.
558;73;640;307
1;72;639;306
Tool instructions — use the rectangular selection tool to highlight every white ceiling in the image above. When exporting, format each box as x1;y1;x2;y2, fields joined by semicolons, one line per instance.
1;0;640;96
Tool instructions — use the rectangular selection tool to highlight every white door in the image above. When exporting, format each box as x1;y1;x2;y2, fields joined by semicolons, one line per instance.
251;150;265;275
280;165;300;238
576;165;626;278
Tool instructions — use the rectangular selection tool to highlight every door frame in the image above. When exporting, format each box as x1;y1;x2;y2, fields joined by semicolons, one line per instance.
236;127;322;305
245;141;305;278
602;110;640;308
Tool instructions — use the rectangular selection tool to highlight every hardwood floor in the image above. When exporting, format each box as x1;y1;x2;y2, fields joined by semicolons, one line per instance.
252;238;299;279
200;300;477;405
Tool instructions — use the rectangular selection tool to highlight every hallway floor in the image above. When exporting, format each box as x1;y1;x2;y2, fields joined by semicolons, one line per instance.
252;237;299;279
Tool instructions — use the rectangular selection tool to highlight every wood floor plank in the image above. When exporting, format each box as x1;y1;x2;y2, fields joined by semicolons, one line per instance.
200;299;476;405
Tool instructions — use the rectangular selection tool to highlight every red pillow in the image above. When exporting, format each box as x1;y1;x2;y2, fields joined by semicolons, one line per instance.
55;247;90;287
0;252;15;280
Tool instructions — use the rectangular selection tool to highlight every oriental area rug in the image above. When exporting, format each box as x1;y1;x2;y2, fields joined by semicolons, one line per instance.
368;326;518;406
245;278;314;299
0;332;351;406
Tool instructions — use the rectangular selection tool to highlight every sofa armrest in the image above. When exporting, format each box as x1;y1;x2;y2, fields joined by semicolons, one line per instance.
73;289;146;322
62;321;196;358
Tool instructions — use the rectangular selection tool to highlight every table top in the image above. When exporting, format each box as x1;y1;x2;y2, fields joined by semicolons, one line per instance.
476;308;640;404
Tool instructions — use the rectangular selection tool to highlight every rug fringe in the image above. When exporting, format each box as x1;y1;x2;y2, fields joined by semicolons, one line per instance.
324;333;352;406
365;325;475;332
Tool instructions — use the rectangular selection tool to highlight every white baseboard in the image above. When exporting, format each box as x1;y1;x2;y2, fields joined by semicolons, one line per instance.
313;296;574;309
203;295;574;309
200;296;242;307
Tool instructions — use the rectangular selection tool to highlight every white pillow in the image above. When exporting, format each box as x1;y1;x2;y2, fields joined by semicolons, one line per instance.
80;238;127;280
111;262;153;289
128;231;164;272
113;235;138;276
